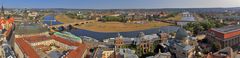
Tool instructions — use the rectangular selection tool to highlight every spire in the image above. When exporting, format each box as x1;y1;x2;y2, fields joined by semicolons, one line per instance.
1;4;4;16
116;32;123;39
139;32;145;37
139;32;145;40
117;33;121;37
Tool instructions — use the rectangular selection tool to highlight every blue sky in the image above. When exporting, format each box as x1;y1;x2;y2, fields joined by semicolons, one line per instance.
1;0;240;9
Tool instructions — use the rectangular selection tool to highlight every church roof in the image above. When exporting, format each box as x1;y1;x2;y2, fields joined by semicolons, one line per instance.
175;28;188;40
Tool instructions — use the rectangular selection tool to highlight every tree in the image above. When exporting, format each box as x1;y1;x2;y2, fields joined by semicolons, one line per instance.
101;16;122;22
119;15;128;22
211;42;221;52
183;19;225;35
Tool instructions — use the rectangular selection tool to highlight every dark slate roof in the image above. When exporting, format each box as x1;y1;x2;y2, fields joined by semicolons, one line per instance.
175;28;188;40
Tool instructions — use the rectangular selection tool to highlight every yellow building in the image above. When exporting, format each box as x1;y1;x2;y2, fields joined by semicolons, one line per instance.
102;50;114;58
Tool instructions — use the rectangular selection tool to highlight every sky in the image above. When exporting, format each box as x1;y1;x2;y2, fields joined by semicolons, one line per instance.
1;0;240;9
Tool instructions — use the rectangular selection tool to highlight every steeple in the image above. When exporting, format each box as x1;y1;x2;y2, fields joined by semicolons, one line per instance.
1;4;4;16
117;33;122;38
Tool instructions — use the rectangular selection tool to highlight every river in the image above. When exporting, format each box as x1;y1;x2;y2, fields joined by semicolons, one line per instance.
43;15;63;25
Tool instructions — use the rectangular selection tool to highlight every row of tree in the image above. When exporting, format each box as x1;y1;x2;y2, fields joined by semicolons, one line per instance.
100;16;128;22
183;20;225;35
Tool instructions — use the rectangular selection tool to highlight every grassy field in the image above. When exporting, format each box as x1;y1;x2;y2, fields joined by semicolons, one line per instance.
75;22;172;32
55;14;84;23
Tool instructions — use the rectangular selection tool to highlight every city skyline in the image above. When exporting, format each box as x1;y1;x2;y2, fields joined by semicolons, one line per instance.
1;0;240;9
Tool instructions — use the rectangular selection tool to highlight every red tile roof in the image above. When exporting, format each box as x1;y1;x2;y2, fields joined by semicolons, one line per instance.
23;35;51;43
51;35;80;46
50;35;89;58
15;38;40;58
65;44;88;58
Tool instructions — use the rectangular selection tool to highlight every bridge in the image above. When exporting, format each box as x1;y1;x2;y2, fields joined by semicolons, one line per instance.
49;20;96;28
156;20;195;24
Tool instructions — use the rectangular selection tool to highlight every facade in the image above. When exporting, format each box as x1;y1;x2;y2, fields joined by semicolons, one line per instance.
175;43;195;58
167;28;197;58
138;32;153;54
118;48;138;58
115;34;124;48
128;32;160;54
139;39;152;54
102;50;114;58
158;32;169;43
207;25;240;48
177;12;195;26
147;52;171;58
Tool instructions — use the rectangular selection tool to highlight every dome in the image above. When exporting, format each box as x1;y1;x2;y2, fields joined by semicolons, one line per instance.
175;28;188;40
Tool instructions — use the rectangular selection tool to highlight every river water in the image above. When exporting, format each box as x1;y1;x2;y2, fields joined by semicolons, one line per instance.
43;15;63;25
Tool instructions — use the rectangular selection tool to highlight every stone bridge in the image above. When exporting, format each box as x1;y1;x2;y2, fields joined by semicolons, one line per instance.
52;20;95;27
49;20;96;30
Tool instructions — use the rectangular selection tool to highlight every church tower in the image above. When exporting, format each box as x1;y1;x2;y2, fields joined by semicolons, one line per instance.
1;5;4;16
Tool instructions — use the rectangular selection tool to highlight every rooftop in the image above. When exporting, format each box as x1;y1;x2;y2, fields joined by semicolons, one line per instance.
15;38;40;58
65;43;88;58
54;32;82;43
211;25;240;34
51;34;89;58
51;35;80;46
23;35;51;43
175;28;188;40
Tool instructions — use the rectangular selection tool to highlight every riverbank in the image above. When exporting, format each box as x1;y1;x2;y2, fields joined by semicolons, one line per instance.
55;14;84;23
